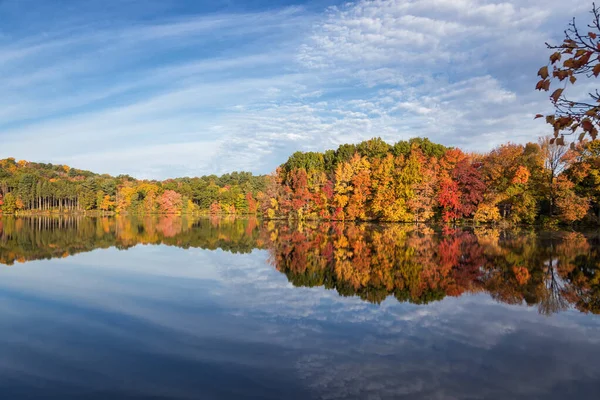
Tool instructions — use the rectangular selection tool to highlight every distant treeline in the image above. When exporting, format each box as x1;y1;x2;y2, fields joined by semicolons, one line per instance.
2;136;600;224
0;158;267;215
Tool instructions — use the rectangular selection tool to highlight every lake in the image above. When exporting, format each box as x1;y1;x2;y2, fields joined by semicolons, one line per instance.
0;216;599;399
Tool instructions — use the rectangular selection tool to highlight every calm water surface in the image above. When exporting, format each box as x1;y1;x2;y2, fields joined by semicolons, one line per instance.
0;216;599;399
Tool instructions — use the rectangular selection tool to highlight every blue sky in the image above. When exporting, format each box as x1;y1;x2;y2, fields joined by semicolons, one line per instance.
0;0;591;179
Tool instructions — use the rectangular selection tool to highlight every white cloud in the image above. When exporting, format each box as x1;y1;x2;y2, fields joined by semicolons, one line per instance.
0;0;594;177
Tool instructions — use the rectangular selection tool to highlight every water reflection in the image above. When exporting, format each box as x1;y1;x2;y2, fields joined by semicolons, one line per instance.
0;215;263;265
0;216;599;399
1;216;599;315
267;222;600;316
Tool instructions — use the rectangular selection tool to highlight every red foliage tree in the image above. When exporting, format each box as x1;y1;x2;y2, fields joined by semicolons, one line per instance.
452;159;486;218
288;168;310;215
438;178;461;223
158;190;182;214
246;192;258;214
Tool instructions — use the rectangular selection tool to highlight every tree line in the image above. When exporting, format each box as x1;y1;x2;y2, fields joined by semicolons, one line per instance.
2;135;600;225
262;137;600;225
0;158;267;215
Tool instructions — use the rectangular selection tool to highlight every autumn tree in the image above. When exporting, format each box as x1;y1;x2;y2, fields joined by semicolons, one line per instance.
370;154;417;222
99;194;115;212
438;178;461;223
288;168;311;219
480;144;538;223
554;176;590;223
1;192;16;214
540;136;573;215
563;140;600;221
341;154;371;220
209;201;221;215
246;192;258;214
158;190;183;214
452;158;486;218
407;150;438;222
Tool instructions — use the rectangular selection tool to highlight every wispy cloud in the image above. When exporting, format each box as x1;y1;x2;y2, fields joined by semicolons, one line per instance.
0;0;592;177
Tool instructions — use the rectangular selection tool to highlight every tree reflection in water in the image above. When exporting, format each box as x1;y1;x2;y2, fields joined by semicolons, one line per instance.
1;216;598;315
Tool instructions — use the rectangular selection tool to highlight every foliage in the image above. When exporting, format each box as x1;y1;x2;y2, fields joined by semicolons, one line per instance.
158;190;183;214
536;4;600;141
264;137;595;225
2;135;599;226
0;158;267;216
554;176;590;223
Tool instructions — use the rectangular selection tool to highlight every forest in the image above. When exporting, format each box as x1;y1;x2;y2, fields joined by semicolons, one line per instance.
263;137;600;225
262;138;600;224
0;158;267;216
2;136;600;225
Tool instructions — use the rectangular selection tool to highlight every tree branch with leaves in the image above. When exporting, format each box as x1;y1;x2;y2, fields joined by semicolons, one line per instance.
536;3;600;145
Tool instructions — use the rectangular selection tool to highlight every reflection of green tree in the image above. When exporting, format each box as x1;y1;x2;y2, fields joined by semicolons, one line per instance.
394;287;446;305
0;216;264;266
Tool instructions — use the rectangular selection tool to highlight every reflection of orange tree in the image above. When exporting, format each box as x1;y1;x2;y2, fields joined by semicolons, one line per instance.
265;223;485;305
472;230;595;314
557;232;600;314
264;222;600;314
1;216;599;315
